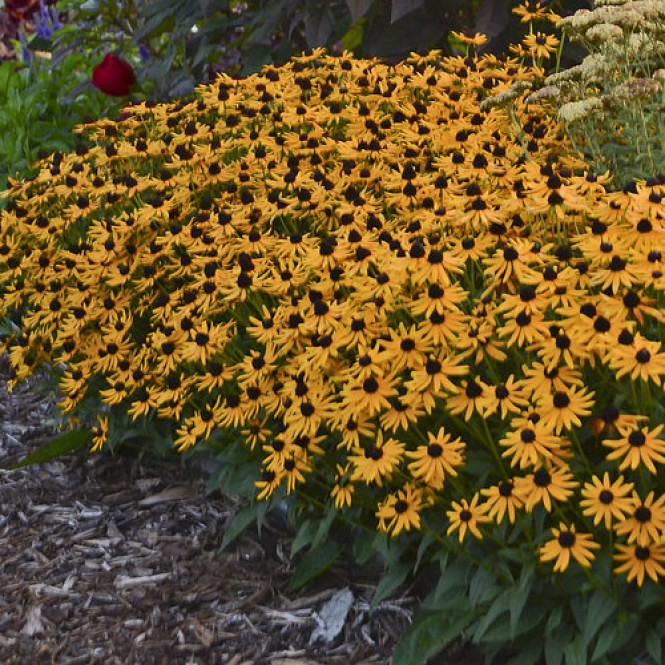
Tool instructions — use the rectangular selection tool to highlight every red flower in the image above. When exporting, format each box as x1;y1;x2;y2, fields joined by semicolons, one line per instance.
92;54;135;97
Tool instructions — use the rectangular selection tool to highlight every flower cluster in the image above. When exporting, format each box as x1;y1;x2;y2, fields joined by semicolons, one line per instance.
1;45;664;589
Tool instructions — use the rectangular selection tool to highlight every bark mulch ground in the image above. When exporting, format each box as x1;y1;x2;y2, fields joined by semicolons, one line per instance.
0;371;483;665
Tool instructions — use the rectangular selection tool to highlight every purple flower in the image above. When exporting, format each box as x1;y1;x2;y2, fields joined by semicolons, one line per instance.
34;1;60;39
138;43;151;63
18;30;31;61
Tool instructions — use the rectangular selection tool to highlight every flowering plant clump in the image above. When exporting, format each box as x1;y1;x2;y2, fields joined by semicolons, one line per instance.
1;39;665;661
531;0;665;184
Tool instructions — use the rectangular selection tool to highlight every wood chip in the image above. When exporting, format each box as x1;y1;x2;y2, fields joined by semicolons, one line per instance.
114;573;171;589
20;606;44;636
138;486;196;506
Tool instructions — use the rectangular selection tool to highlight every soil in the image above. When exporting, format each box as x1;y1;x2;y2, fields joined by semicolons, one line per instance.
0;370;483;665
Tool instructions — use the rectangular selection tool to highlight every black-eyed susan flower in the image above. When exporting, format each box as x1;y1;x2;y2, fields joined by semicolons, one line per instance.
331;463;355;509
512;1;560;23
537;385;594;434
580;472;634;530
449;31;488;48
446;377;491;421
481;480;523;524
521;361;584;402
376;483;424;536
281;454;311;494
607;338;665;386
340;372;398;416
405;352;468;397
540;522;600;572
90;415;109;453
379;395;426;433
499;419;562;469
514;463;578;512
482;375;529;418
378;322;432;372
349;429;405;487
241;418;272;450
603;424;665;475
256;467;284;501
520;33;560;61
446;493;491;542
614;543;665;587
331;411;376;451
614;491;665;546
406;427;465;489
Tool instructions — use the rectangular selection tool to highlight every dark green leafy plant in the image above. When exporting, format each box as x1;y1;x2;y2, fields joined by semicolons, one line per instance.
51;0;587;103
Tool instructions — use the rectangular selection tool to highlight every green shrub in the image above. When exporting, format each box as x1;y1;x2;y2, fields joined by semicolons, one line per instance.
2;6;665;664
0;37;121;189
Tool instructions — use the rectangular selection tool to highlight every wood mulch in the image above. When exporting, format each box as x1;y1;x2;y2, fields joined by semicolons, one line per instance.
0;370;482;665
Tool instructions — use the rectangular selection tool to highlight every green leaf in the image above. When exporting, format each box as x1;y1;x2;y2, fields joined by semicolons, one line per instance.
582;591;616;650
509;563;534;637
241;45;272;76
289;518;316;556
563;635;587;665
304;7;335;48
469;566;499;606
390;0;423;24
345;0;374;23
9;429;92;468
507;633;545;665
608;614;639;652
545;624;571;665
371;561;409;608
545;605;563;634
591;624;616;663
311;507;337;550
646;629;662;664
414;531;434;573
429;557;469;603
288;539;343;591
473;592;511;643
134;9;175;41
392;608;478;665
219;502;261;551
341;17;366;51
353;529;377;566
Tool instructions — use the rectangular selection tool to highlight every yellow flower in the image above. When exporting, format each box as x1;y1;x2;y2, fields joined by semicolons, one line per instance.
603;424;665;475
614;543;665;587
540;522;600;572
90;415;109;453
614;491;665;546
520;32;560;60
449;31;488;47
406;427;465;489
580;472;634;529
376;484;424;536
481;481;523;524
446;493;491;542
514;463;578;512
512;1;560;23
349;429;405;487
331;463;355;509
